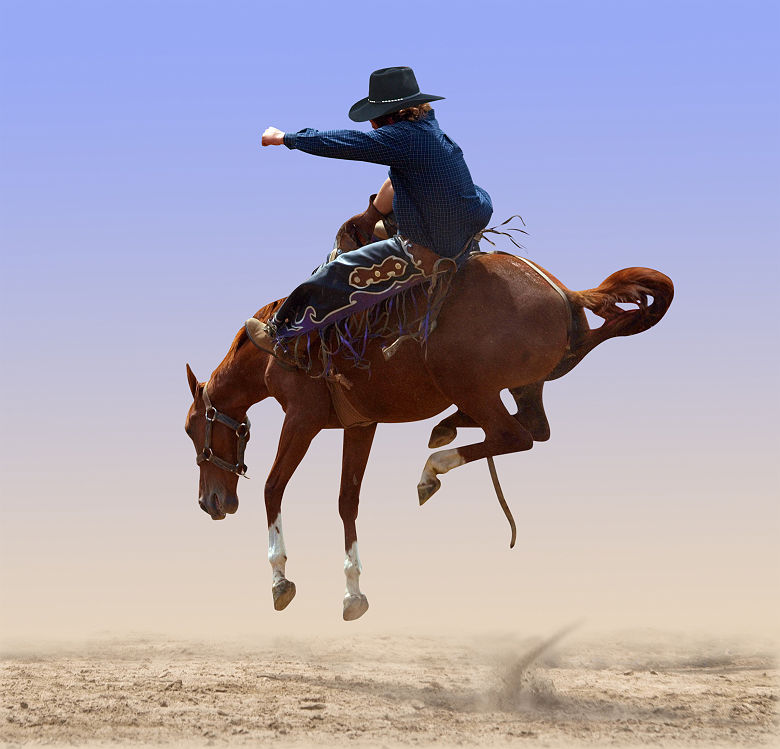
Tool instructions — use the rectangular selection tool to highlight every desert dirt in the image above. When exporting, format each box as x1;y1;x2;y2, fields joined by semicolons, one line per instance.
0;631;776;748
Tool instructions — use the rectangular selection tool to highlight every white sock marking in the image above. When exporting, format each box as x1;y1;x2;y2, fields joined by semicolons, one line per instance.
420;448;465;486
344;541;362;597
268;516;287;584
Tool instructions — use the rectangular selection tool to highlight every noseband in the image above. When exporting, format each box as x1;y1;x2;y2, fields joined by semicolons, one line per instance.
196;383;251;477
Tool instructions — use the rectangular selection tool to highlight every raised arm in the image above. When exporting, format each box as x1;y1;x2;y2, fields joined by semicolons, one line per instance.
261;125;407;167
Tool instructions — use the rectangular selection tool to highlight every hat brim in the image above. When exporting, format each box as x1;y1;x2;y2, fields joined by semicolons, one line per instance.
348;93;445;122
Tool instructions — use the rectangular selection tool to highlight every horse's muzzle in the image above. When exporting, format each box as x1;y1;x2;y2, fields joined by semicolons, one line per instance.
198;492;238;520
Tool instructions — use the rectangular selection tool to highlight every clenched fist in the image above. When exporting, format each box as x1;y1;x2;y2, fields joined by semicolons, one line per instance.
261;127;285;146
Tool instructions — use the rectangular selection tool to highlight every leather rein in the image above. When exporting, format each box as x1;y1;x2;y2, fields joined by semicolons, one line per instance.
196;383;251;477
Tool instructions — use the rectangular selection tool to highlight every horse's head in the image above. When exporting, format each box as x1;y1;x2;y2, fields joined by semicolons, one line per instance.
185;363;250;520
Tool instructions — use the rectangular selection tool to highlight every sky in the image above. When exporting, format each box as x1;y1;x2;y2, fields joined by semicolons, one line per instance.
1;0;778;641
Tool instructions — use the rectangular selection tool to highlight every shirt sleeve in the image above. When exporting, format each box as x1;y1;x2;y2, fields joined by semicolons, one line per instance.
283;126;408;167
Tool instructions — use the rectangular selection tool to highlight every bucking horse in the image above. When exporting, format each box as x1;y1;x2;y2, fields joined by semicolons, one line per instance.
184;247;673;621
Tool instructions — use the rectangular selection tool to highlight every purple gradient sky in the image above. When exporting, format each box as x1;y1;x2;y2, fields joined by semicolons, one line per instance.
1;1;778;638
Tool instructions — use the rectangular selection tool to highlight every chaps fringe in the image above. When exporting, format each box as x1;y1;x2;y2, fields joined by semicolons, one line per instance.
275;264;455;378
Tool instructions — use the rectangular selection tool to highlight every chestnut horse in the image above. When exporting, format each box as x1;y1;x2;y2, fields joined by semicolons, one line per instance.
184;252;672;620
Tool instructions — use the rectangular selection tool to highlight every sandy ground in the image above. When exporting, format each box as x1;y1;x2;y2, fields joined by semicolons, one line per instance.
0;631;776;748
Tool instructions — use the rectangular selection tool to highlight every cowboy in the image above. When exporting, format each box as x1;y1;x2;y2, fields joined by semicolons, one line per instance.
246;66;493;365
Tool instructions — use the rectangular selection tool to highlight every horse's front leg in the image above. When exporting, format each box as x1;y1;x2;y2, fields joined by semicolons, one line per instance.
264;410;323;611
339;423;377;621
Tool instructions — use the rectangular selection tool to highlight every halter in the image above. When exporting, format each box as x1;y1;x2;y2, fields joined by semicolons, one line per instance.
195;383;251;477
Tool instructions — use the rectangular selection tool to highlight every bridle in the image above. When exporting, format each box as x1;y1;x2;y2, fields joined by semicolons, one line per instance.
195;382;251;477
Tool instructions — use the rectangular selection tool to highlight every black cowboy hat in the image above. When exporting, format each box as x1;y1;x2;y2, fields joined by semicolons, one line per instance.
348;66;445;123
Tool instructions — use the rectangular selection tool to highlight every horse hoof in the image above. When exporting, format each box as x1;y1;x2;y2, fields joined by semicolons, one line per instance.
428;425;456;449
343;594;369;621
417;476;441;505
272;579;296;611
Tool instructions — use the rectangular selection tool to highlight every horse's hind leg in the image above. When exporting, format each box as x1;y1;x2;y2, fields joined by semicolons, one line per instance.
338;423;377;621
265;411;324;611
510;381;550;441
428;381;550;447
428;410;477;448
418;394;533;504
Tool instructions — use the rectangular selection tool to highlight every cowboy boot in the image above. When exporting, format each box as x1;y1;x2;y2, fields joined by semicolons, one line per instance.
245;318;285;359
245;317;354;387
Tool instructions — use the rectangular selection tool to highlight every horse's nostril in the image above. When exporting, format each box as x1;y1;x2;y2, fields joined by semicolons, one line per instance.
224;495;239;514
211;493;222;514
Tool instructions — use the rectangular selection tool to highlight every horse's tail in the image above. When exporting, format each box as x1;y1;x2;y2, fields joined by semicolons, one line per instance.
548;267;674;380
570;266;674;340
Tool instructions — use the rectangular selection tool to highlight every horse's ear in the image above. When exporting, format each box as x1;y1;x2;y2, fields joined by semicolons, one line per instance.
186;363;199;398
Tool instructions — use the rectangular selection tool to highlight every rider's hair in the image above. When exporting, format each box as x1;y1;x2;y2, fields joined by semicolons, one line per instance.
372;103;432;127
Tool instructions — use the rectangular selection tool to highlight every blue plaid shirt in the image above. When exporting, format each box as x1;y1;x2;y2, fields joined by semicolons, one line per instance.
283;110;493;258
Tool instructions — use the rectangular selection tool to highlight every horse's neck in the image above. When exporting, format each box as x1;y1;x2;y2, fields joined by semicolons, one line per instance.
208;335;269;413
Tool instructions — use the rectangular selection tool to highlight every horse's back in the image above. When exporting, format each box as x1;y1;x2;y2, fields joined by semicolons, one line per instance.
425;252;571;395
